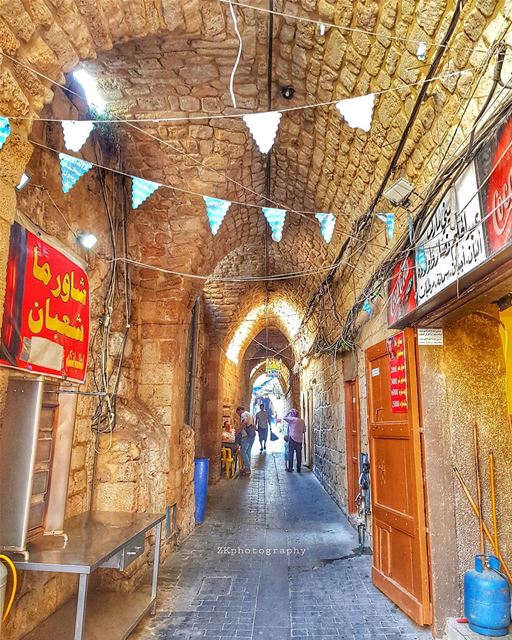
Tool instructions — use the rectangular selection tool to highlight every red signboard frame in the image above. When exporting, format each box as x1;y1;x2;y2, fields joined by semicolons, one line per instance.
0;221;90;383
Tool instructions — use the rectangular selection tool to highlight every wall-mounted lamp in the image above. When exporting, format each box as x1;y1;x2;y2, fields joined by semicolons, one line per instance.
383;178;415;206
77;231;97;249
16;172;31;191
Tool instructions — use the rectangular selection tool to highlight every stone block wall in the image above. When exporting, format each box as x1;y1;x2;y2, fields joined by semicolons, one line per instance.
0;91;197;638
1;104;116;639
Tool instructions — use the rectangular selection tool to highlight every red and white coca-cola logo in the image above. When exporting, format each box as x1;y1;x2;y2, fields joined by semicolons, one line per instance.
486;118;512;254
491;165;512;237
387;256;416;326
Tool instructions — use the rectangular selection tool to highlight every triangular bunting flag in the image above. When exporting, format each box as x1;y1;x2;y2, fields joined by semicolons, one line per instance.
416;245;427;270
377;213;395;240
336;93;375;132
362;299;372;315
203;196;231;235
62;120;95;152
132;177;161;210
243;112;282;154
262;207;286;241
315;213;336;243
59;153;93;193
0;116;10;150
408;214;414;244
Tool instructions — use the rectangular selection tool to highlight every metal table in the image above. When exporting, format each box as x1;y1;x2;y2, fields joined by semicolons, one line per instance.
11;511;165;640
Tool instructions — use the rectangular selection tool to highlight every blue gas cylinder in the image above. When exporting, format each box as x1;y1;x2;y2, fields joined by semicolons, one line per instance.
464;555;511;636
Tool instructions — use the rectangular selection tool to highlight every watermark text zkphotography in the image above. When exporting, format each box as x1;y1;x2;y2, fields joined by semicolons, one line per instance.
217;547;306;556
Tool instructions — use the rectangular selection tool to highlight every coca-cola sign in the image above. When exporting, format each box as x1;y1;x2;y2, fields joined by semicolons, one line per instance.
387;255;416;327
387;112;512;328
476;115;512;255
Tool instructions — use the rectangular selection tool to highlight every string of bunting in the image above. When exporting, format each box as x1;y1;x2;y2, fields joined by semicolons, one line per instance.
1;107;348;243
1;73;423;245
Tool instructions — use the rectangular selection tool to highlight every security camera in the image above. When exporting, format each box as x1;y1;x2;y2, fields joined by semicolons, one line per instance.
281;86;295;100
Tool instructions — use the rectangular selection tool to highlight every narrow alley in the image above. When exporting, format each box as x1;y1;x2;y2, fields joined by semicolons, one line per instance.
133;445;428;640
1;1;512;639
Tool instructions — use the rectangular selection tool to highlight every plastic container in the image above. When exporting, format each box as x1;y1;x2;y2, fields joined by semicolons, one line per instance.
464;555;511;636
0;560;7;638
194;458;210;524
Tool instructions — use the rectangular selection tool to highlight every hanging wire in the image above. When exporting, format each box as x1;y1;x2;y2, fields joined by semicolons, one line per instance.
227;0;244;109
216;0;492;54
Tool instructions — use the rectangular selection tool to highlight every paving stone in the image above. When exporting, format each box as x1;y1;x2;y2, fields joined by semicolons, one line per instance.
131;451;430;640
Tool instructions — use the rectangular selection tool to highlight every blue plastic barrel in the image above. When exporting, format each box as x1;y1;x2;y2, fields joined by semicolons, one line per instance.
464;555;511;636
194;458;210;524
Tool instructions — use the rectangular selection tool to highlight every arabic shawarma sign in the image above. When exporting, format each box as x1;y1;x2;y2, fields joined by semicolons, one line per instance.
0;221;90;383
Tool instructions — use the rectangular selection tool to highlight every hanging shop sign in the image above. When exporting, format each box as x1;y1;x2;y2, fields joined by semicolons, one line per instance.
0;220;90;383
387;255;417;327
387;332;408;413
475;114;512;255
266;358;281;379
415;163;487;308
388;111;512;328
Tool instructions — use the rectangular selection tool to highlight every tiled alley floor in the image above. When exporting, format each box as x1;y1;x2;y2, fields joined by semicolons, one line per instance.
132;444;431;640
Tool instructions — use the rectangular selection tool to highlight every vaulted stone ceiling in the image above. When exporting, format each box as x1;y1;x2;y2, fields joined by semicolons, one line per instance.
2;0;495;349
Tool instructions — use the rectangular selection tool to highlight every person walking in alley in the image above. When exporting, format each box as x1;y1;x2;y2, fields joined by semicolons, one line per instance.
236;406;256;476
255;402;270;451
284;408;306;473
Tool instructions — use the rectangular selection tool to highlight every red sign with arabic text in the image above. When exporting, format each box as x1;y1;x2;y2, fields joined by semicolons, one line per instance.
0;222;89;383
387;331;407;414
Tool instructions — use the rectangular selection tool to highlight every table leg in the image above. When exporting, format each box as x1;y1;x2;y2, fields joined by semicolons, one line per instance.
74;573;89;640
151;521;162;614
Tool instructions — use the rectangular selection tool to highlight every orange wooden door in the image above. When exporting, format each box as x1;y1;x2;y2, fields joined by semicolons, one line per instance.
344;380;360;514
366;329;431;625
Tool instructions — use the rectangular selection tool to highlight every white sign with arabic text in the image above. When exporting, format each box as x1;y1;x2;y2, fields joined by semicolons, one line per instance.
415;163;488;307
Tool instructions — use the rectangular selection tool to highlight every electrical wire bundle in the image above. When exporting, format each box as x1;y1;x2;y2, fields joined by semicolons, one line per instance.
89;138;132;446
315;67;512;356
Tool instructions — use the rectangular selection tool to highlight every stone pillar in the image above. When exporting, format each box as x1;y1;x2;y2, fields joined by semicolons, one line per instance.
201;344;224;481
420;309;512;637
419;343;460;638
137;298;195;536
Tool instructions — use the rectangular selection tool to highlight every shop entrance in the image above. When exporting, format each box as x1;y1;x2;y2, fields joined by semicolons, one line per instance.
366;329;431;626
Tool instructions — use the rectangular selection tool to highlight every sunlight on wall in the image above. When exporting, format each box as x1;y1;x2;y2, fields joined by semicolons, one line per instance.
226;300;303;365
73;69;107;114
